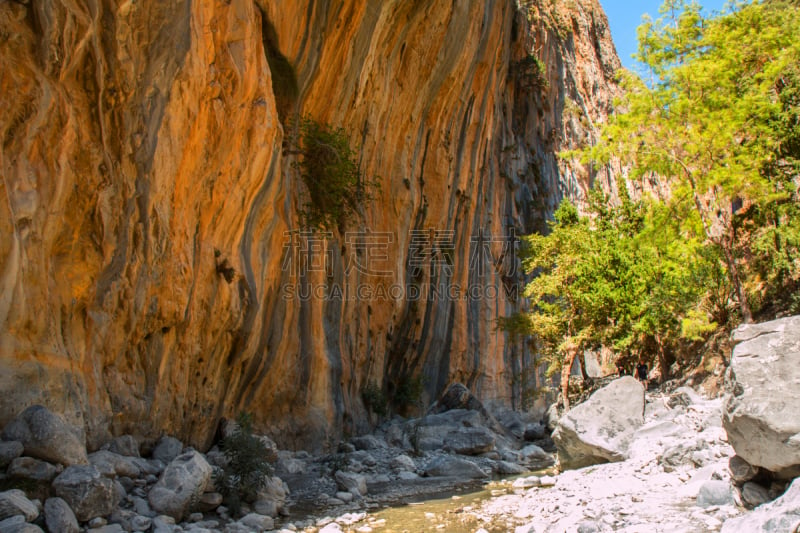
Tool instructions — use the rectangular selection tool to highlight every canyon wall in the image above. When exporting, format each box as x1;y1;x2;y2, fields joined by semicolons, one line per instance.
0;0;621;450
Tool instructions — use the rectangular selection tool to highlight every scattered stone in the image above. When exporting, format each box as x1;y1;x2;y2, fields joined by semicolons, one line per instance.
723;315;800;479
512;476;540;489
255;476;289;509
88;517;107;528
667;387;702;409
335;471;367;496
276;456;306;475
443;427;495;455
0;441;24;468
338;442;356;454
0;489;39;521
1;405;88;466
0;515;44;533
729;455;759;484
8;456;61;481
422;456;487;479
152;515;176;532
351;435;387;450
197;492;223;512
741;481;771;508
335;491;354;503
151;436;183;464
696;480;734;508
519;444;555;468
239;512;274;531
539;475;557;487
89;450;141;478
553;376;645;469
428;383;485;414
148;450;212;520
44;497;79;533
87;524;124;533
131;514;152;531
52;465;116;521
108;435;140;457
493;460;526;475
396;471;419;480
252;498;278;517
390;454;416;472
721;477;800;532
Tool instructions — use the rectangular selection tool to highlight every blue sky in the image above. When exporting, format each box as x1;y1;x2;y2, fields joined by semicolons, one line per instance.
599;0;729;72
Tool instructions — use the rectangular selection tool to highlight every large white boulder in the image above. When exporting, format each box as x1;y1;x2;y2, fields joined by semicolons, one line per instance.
553;376;645;469
723;315;800;479
2;405;88;466
52;465;117;522
147;450;211;520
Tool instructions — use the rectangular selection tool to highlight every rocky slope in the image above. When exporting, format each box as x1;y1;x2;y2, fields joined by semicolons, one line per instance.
0;0;622;450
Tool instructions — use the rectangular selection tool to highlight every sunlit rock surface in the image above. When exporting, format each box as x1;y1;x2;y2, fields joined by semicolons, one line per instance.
0;0;621;450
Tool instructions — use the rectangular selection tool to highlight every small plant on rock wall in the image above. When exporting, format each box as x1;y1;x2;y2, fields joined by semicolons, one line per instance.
361;381;388;418
393;374;425;412
287;115;380;231
215;412;276;516
513;54;549;93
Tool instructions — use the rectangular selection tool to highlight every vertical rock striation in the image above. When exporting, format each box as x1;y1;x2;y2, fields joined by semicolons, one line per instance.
0;0;621;450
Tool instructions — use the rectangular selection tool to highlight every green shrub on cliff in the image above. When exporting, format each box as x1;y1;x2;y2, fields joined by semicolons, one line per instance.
288;116;379;231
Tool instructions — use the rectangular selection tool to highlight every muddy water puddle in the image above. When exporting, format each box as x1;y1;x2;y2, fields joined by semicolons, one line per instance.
305;472;554;533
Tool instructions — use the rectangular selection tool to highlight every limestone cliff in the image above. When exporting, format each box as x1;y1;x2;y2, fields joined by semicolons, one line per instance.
0;0;621;450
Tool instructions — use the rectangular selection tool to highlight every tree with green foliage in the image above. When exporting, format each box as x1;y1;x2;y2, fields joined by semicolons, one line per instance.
288;116;379;231
501;189;715;406
215;412;276;516
584;0;800;323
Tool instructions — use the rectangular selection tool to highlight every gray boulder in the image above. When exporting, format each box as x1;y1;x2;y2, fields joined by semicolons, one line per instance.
44;497;80;533
390;454;416;472
8;456;61;481
0;516;44;533
0;441;24;468
52;465;117;521
0;489;39;521
666;386;703;409
443;427;495;455
519;444;555;468
350;435;387;451
151;436;183;464
423;456;487;479
239;512;274;531
89;450;141;478
741;481;771;508
493;460;526;475
334;471;367;496
723;315;800;479
148;450;212;520
696;480;734;508
108;435;140;458
553;376;645;469
721;477;800;532
1;405;88;466
729;455;759;484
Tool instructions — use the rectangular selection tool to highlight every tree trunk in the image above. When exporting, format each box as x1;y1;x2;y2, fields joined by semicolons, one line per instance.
577;349;590;382
655;333;670;382
721;240;753;323
560;346;578;412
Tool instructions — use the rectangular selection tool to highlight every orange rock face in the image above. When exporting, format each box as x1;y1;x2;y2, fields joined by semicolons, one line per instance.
0;0;620;450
